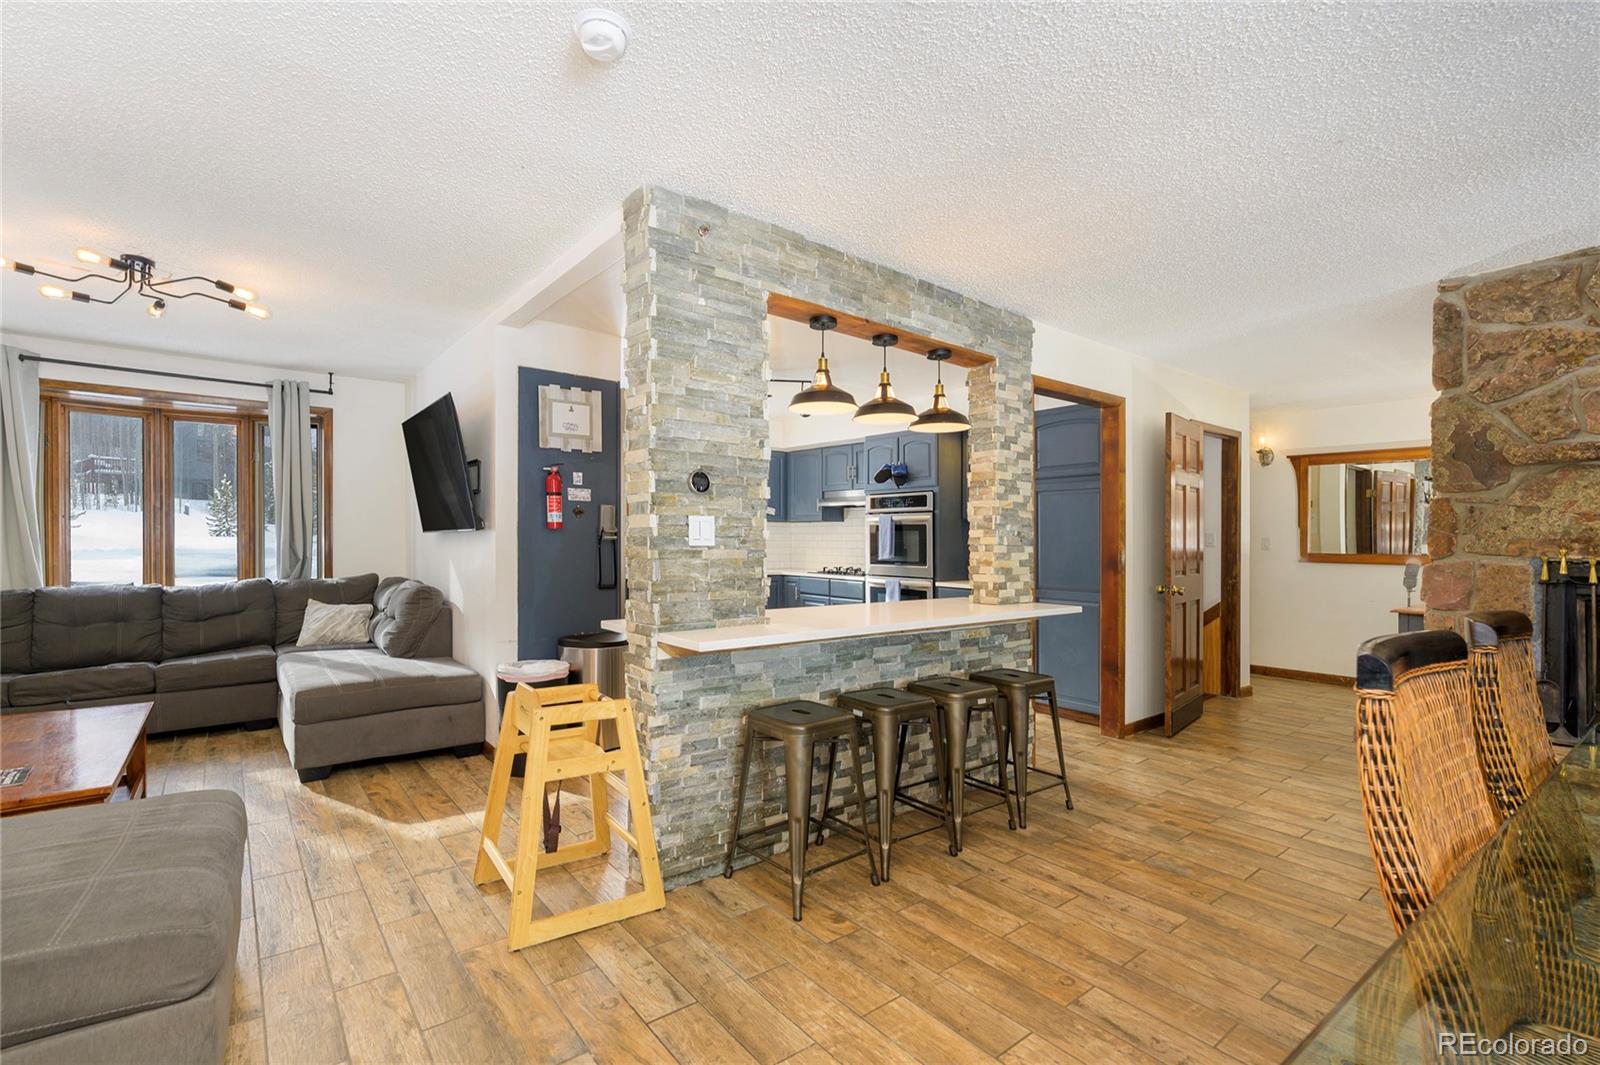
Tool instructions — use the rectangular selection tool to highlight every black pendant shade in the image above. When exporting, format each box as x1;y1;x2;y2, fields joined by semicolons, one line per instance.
910;347;971;433
787;314;858;416
852;332;917;426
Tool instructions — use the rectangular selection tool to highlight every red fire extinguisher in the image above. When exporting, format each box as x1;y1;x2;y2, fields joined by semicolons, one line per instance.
544;464;564;530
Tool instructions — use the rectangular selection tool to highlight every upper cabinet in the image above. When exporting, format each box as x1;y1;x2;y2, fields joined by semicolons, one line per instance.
862;436;898;488
862;432;939;491
767;451;788;522
785;448;824;522
820;444;856;493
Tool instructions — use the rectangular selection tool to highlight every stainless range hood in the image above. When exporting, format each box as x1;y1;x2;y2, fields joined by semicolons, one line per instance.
818;489;867;508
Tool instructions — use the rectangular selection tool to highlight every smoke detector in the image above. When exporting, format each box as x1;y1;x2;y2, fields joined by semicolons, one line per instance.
574;8;631;63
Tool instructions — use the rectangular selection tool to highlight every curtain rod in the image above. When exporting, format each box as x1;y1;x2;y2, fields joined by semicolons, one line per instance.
15;352;334;396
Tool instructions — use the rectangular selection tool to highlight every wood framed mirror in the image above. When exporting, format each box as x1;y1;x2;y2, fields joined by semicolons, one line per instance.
1288;446;1431;565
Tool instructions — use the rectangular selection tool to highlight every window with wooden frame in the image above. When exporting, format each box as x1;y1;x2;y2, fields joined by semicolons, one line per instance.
40;381;333;586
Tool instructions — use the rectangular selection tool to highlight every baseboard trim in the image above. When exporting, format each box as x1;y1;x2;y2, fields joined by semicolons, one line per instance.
1120;715;1163;737
1238;684;1254;698
1251;665;1356;688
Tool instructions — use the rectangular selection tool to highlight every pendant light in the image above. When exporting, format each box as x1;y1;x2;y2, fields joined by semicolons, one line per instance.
787;314;857;415
909;348;971;433
853;332;917;426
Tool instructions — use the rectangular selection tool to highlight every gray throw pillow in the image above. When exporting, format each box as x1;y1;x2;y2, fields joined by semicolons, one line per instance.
369;578;444;658
297;600;374;647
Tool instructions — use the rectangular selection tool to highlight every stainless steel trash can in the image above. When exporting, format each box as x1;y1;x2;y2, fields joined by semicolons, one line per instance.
558;630;627;699
559;631;627;748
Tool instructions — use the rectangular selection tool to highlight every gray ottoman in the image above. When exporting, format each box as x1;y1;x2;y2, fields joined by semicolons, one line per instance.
0;790;247;1064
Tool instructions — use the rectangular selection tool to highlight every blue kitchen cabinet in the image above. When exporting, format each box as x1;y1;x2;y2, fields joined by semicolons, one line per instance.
863;435;898;487
829;578;865;601
895;433;938;490
821;444;855;493
767;451;788;522
785;449;823;522
936;585;971;598
851;442;866;490
768;576;785;608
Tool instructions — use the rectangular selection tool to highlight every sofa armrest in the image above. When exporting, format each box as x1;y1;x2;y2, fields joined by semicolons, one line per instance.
411;606;453;659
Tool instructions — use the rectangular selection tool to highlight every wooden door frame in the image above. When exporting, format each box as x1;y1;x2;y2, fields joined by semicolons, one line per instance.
1197;421;1244;699
1032;375;1126;738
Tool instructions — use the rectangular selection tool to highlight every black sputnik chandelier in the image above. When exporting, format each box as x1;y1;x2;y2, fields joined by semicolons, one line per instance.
3;246;269;321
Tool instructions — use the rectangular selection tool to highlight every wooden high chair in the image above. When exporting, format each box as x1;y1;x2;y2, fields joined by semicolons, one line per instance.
473;682;665;948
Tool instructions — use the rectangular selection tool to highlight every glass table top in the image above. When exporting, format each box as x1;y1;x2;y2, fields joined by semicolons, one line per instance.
1287;726;1600;1063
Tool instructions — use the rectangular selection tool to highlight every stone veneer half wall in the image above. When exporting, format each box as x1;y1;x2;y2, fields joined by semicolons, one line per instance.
1425;246;1600;630
620;187;1036;882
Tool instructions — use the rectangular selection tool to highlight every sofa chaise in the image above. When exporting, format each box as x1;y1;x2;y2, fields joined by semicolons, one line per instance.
0;574;483;782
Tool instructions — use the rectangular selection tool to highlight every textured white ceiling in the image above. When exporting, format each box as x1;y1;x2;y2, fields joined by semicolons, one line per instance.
2;2;1596;403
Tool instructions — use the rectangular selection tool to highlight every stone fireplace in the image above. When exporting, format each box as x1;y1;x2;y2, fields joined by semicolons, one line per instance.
1424;245;1600;631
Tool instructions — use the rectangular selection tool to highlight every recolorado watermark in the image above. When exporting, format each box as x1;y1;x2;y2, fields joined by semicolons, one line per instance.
1439;1031;1590;1057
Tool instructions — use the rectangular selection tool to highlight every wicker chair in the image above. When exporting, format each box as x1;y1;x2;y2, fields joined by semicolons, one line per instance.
1466;611;1560;819
1356;630;1501;933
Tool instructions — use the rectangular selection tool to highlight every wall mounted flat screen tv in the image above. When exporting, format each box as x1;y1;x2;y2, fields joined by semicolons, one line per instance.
402;394;480;531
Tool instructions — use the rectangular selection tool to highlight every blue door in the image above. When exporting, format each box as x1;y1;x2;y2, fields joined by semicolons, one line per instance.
786;449;823;521
821;445;855;492
895;433;937;490
1035;405;1101;716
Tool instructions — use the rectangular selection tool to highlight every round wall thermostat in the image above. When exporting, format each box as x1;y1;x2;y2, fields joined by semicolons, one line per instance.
688;470;711;494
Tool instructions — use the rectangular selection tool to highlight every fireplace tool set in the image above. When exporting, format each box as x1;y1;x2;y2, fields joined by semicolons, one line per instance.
1537;549;1599;745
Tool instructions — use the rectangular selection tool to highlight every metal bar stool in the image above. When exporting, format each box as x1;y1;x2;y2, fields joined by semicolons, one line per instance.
906;676;1013;852
817;686;959;878
722;701;880;920
969;668;1074;828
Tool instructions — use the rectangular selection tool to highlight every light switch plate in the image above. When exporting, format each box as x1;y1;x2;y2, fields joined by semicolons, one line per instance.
688;515;716;547
1205;531;1217;548
1261;536;1271;550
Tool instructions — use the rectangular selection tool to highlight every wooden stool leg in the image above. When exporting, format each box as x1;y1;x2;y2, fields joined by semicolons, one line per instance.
507;719;552;949
988;703;1017;831
1007;689;1031;829
871;716;899;880
723;719;756;878
1047;687;1073;810
783;735;817;921
814;738;839;846
844;720;880;886
474;691;522;885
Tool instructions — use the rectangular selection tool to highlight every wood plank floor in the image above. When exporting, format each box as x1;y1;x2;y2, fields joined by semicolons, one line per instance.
146;675;1391;1065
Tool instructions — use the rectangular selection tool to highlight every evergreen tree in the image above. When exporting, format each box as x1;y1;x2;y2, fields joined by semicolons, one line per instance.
207;476;237;537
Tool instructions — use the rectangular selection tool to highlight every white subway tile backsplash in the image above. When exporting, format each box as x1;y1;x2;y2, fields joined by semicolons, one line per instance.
766;509;865;572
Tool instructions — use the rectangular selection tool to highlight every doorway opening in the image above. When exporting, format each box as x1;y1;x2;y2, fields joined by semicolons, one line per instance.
1032;375;1126;738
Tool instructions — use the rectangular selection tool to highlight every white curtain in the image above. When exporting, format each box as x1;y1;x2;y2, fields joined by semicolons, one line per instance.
268;379;313;580
0;348;44;588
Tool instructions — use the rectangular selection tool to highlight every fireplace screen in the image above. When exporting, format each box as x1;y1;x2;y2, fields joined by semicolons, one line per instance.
1538;555;1599;745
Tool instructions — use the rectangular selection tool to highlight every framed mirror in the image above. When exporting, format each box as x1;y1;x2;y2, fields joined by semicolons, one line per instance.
1288;446;1431;564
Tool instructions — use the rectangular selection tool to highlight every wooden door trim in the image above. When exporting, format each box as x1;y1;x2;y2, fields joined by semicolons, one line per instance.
1203;426;1244;699
1032;374;1126;739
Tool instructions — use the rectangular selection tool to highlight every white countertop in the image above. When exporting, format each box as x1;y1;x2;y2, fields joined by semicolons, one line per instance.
599;599;1079;656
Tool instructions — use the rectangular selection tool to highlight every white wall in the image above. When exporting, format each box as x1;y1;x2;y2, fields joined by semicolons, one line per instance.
2;331;412;578
410;318;622;741
1249;394;1433;677
1032;324;1252;726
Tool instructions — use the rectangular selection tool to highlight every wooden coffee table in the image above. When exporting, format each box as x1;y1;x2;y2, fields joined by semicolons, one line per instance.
1;701;153;816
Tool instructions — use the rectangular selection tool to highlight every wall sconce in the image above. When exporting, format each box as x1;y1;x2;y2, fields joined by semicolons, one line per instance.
1255;434;1275;466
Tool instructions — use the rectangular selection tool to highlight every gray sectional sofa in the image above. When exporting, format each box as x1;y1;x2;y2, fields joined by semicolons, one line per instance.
0;573;483;782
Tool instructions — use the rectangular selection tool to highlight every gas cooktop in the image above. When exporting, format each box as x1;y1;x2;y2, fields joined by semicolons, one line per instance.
818;566;866;576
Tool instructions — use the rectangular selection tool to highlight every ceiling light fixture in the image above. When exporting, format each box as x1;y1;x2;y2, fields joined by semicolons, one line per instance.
3;248;269;321
853;333;918;426
574;8;631;63
909;348;971;434
787;314;857;416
